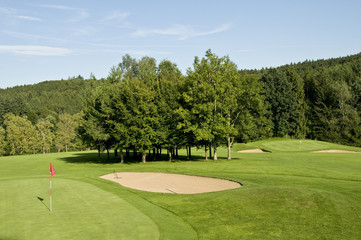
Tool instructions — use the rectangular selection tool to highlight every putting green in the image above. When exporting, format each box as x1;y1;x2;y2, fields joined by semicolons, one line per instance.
250;139;358;152
259;139;339;152
0;178;159;240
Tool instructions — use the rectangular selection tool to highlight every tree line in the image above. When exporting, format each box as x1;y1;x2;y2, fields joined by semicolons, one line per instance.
79;51;267;162
0;113;82;156
0;50;360;160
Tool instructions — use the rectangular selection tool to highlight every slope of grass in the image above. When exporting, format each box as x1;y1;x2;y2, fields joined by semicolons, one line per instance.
1;139;361;239
233;138;361;152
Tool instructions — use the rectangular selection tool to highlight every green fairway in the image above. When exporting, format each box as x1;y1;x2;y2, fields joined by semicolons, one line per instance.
1;139;361;239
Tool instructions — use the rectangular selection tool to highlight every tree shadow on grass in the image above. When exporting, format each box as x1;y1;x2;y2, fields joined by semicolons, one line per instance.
59;152;121;164
59;151;218;165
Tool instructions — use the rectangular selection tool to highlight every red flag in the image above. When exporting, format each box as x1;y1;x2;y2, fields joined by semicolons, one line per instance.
50;163;56;177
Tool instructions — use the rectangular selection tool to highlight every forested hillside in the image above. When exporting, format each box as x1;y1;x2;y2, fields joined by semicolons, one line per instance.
0;76;101;124
0;51;360;158
281;53;361;145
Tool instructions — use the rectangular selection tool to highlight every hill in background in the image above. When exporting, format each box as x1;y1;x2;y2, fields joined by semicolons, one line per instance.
0;76;102;124
1;52;361;147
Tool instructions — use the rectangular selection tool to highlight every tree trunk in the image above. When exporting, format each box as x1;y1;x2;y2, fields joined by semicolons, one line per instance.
133;147;137;161
186;146;189;160
209;144;212;159
126;148;129;159
205;145;208;161
168;149;172;162
141;152;146;163
106;148;110;160
189;146;192;159
97;145;101;162
227;137;232;160
213;142;218;161
65;144;68;152
114;148;118;160
176;148;178;158
120;147;124;163
43;146;45;154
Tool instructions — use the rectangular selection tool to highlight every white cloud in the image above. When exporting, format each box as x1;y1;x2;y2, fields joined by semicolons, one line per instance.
16;15;43;22
68;9;89;22
0;45;72;56
132;24;231;40
38;4;89;22
0;7;19;15
37;4;74;11
101;11;130;22
0;7;42;22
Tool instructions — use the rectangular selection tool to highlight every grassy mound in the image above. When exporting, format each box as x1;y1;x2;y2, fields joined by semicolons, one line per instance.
233;138;361;152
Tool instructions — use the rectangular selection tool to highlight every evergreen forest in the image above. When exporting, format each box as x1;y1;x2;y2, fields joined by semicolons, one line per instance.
1;50;361;161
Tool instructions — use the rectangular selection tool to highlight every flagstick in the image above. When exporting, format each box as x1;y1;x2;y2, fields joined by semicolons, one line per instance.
49;163;55;213
50;176;52;212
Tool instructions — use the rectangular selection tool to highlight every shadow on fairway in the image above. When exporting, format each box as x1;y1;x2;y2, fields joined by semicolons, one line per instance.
59;151;215;164
60;152;120;164
37;196;50;211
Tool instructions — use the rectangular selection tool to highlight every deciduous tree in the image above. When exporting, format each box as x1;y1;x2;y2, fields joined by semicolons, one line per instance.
3;113;39;155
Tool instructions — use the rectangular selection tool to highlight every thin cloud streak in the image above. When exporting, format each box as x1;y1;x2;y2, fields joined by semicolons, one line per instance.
132;23;231;40
0;7;42;22
0;45;72;56
1;30;68;44
16;15;43;22
38;4;89;22
100;11;130;22
37;4;75;10
0;7;18;14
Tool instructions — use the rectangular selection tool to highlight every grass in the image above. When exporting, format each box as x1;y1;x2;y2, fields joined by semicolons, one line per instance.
1;139;361;239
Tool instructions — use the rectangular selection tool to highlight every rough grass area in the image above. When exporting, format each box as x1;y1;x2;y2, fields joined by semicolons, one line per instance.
1;139;361;239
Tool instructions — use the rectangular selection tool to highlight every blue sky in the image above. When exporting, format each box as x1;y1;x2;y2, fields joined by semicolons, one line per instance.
0;0;360;89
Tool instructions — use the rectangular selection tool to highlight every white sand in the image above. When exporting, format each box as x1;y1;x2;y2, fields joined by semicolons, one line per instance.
100;172;241;194
237;149;269;153
312;150;361;153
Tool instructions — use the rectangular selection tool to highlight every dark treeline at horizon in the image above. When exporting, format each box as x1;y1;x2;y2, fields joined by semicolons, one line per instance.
0;51;360;161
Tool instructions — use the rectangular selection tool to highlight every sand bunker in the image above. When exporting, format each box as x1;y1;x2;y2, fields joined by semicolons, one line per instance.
237;149;270;153
312;150;361;153
100;172;241;194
